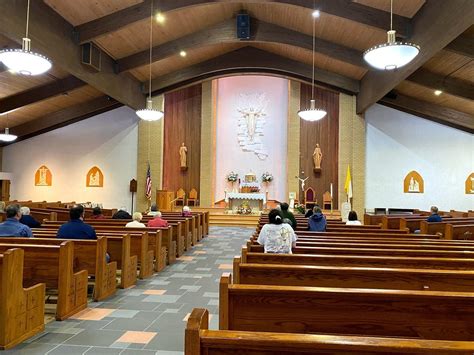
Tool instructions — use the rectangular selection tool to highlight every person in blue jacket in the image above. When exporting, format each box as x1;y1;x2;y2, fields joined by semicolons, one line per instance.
57;204;97;240
0;204;32;237
426;206;443;222
19;206;41;228
308;205;327;232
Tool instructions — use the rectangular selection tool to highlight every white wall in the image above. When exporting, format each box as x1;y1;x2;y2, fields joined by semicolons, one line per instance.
365;104;474;211
214;76;288;202
2;106;138;209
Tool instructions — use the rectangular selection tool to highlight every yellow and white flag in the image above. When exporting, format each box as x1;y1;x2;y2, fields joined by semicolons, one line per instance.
344;165;353;201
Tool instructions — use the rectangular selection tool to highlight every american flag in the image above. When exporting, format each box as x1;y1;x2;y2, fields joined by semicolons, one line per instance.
145;163;152;200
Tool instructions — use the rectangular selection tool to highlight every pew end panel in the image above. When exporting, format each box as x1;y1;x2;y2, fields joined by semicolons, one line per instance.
219;273;232;330
185;308;208;355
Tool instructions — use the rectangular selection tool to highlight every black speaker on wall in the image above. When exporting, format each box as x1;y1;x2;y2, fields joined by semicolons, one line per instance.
236;14;250;40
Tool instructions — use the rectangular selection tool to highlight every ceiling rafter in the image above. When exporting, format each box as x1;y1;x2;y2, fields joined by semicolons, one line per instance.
2;96;122;145
356;0;474;114
145;46;359;95
75;0;411;43
444;33;474;57
0;76;86;114
0;0;145;109
379;93;474;134
116;17;365;73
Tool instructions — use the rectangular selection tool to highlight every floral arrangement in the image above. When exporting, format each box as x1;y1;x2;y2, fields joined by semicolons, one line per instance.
227;171;238;182
294;203;305;215
261;172;273;182
237;201;252;215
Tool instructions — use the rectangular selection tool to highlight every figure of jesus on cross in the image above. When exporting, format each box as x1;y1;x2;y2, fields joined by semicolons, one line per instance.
295;172;309;201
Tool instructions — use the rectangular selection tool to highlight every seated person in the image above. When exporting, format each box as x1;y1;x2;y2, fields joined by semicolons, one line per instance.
112;207;132;219
427;206;442;222
126;212;146;228
147;203;159;216
147;212;169;227
346;210;362;225
257;209;297;254
19;206;41;228
90;206;106;219
279;202;297;230
308;205;327;231
0;204;32;237
182;205;192;217
304;208;314;218
57;204;97;240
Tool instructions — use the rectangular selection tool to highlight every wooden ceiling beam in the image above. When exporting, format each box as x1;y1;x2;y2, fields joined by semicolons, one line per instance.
379;93;474;134
0;76;86;114
145;46;359;95
0;0;145;109
444;33;474;58
357;0;474;114
406;68;474;101
76;0;410;43
117;18;364;72
3;96;122;145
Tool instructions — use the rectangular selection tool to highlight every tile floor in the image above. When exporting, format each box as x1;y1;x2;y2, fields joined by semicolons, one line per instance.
6;227;252;355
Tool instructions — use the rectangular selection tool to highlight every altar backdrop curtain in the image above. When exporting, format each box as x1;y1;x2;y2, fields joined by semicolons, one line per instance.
299;84;339;206
215;76;288;203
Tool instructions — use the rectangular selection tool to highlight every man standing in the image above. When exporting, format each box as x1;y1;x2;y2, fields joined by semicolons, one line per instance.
0;204;33;237
57;204;97;240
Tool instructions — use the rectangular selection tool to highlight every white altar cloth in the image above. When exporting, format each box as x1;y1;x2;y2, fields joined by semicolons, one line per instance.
226;192;266;203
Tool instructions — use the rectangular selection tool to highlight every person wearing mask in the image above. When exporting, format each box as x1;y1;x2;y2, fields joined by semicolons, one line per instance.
427;206;443;222
308;205;327;231
126;212;146;228
90;207;106;219
112;207;132;219
279;202;297;230
19;206;41;228
57;204;97;240
0;204;32;237
346;211;362;225
147;212;169;228
257;209;297;254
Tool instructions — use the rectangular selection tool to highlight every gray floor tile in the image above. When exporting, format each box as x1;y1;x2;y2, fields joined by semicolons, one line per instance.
48;344;91;355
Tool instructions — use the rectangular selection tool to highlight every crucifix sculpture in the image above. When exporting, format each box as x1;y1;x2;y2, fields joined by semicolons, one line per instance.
295;172;309;201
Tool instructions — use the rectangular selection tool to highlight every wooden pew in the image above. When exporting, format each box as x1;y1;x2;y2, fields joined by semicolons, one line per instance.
0;237;117;301
420;219;474;236
247;243;474;258
233;258;474;292
254;230;440;240
219;274;474;340
0;248;45;350
446;224;474;240
242;248;474;270
186;308;474;355
294;235;474;246
402;217;474;233
0;242;87;320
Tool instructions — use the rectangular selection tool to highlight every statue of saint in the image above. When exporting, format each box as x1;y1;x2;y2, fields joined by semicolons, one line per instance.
179;143;188;168
237;106;266;141
408;177;420;192
313;144;322;170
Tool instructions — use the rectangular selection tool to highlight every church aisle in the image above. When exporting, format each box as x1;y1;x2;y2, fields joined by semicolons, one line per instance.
6;227;252;355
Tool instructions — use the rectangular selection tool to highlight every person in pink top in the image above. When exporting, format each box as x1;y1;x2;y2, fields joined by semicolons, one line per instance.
182;206;192;217
147;212;169;227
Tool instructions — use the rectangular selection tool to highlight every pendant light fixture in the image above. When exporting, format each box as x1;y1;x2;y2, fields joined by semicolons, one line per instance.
298;9;327;122
136;0;164;121
363;0;420;70
0;0;52;76
0;128;18;142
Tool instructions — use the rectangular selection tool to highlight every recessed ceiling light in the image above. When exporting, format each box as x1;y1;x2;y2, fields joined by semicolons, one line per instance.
312;10;320;18
180;50;187;57
155;12;165;23
434;90;442;96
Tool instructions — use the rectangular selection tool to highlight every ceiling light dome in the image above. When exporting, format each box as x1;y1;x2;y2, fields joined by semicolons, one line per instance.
136;98;164;121
0;38;52;76
298;99;327;121
136;0;164;121
0;128;18;142
363;30;419;70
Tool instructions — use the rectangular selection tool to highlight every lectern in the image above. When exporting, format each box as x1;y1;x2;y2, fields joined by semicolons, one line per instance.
156;190;175;211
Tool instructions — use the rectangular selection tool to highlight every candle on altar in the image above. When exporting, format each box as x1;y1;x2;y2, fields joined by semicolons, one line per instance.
330;183;333;198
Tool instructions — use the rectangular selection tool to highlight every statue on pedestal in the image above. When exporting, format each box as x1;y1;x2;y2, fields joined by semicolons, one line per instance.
313;144;322;172
179;143;188;170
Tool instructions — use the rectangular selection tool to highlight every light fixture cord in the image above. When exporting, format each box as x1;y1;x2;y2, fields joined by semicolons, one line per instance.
148;0;154;100
390;0;393;30
25;0;30;38
311;3;315;100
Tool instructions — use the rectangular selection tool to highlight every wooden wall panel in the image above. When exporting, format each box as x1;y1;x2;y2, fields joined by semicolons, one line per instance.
163;84;202;199
299;84;339;207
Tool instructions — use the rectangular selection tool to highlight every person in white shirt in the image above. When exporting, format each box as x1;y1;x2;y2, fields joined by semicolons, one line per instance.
257;209;297;254
126;212;146;228
346;210;362;225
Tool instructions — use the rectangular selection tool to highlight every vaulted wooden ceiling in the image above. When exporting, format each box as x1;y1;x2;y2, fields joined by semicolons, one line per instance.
0;0;472;143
